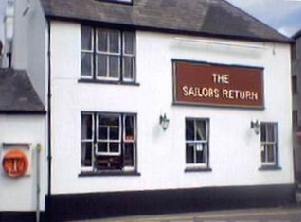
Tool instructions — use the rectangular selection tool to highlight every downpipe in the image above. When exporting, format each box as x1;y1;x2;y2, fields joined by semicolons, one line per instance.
36;144;42;222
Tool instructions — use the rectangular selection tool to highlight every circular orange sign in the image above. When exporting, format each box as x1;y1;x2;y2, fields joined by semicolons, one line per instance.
2;150;28;178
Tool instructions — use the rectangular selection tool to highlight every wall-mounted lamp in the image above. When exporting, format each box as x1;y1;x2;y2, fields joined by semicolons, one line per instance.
159;113;170;130
250;119;260;135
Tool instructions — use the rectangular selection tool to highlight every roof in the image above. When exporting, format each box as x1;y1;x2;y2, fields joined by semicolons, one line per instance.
0;69;45;113
293;29;301;40
40;0;292;43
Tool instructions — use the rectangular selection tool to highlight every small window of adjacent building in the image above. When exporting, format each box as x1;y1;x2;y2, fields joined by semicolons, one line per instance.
185;118;209;168
81;26;136;83
81;112;136;173
260;122;278;168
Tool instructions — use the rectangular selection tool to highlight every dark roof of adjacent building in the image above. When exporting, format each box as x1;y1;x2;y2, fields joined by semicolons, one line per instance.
40;0;291;43
0;69;45;113
293;29;301;40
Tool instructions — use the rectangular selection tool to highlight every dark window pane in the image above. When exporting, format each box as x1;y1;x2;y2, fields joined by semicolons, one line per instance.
98;29;108;52
125;115;134;140
261;145;266;162
123;57;134;80
124;31;134;54
98;126;107;140
98;142;108;152
110;127;119;140
97;55;107;77
196;144;206;163
81;142;92;167
81;26;93;50
196;120;207;141
109;56;120;78
186;119;194;141
186;144;194;163
110;143;120;153
266;124;275;142
99;115;119;126
124;143;134;166
81;53;93;76
260;124;266;142
267;145;275;162
109;30;120;53
81;114;93;140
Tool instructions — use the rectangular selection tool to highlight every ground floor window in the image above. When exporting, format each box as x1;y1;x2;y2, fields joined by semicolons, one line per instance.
185;118;209;168
260;122;278;166
81;112;136;172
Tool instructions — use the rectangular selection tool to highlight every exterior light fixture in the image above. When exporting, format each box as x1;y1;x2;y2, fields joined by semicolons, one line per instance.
159;113;170;130
250;120;260;135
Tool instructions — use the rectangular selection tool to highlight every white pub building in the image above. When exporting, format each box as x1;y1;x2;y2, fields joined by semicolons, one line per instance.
0;0;296;221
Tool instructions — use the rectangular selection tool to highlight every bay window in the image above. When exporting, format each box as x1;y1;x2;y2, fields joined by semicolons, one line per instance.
81;112;137;173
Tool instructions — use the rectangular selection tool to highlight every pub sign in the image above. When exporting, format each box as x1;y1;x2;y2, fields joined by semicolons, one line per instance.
172;61;264;109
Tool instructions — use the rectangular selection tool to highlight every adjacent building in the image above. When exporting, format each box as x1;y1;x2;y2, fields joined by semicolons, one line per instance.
0;0;296;221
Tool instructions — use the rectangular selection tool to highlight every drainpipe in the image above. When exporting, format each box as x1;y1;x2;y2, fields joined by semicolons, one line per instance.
36;144;42;222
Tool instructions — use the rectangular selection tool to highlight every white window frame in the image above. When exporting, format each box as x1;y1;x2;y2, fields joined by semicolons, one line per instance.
96;114;122;156
122;32;136;82
260;122;278;166
96;28;121;81
81;113;95;171
81;27;94;79
186;118;209;168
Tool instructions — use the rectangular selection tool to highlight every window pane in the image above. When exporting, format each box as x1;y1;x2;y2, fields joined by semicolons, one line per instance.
98;126;108;140
81;114;93;140
196;144;206;163
109;143;120;153
81;53;93;77
266;124;275;142
98;29;108;52
123;56;134;80
81;142;92;167
110;127;119;140
81;26;93;50
124;143;134;166
97;55;107;77
97;142;108;153
196;120;207;141
186;119;194;141
109;30;120;53
260;124;266;142
99;115;119;126
125;115;135;141
109;56;120;78
124;31;134;54
267;145;275;162
186;144;194;163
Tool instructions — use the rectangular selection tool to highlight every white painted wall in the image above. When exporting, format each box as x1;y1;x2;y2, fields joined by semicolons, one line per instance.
0;115;47;211
11;0;46;103
50;21;294;195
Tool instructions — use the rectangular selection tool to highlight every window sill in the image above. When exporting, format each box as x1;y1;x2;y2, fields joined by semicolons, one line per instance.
185;167;212;173
79;170;141;177
259;165;282;171
78;78;140;86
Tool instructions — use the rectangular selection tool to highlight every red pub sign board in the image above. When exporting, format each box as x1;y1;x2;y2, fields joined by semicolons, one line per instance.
173;61;264;109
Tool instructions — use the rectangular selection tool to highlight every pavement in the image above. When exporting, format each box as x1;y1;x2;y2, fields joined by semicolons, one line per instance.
68;206;301;222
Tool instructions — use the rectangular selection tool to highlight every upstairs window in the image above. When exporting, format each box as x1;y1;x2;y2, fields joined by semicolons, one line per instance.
81;26;136;82
260;122;278;168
